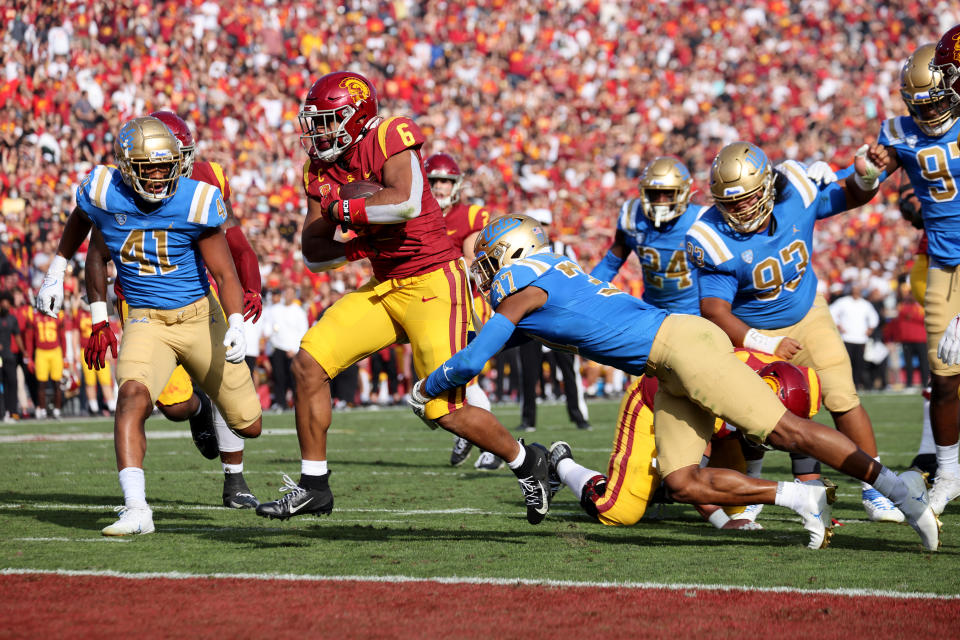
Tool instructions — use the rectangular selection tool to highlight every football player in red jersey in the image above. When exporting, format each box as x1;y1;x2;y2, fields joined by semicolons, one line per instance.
83;111;263;509
73;300;116;415
257;71;551;523
33;308;66;419
425;152;501;470
548;350;822;530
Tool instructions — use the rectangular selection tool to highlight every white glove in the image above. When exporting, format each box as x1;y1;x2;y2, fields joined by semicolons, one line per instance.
805;161;837;185
36;255;68;318
407;379;439;430
937;314;960;366
223;313;246;363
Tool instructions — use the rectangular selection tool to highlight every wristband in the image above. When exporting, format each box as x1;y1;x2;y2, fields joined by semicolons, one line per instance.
707;509;731;529
340;198;368;226
345;238;375;262
743;328;784;355
49;254;68;277
90;301;109;325
853;172;878;192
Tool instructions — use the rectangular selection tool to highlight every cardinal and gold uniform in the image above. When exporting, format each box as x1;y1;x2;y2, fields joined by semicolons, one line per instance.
301;116;466;419
34;311;66;383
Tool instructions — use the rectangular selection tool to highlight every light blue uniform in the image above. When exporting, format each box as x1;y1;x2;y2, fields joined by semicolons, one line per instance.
603;200;707;314
878;116;960;266
76;165;227;309
685;162;849;329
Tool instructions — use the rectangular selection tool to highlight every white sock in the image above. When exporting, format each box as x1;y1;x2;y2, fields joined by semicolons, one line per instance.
872;467;907;505
302;459;328;476
88;398;100;413
935;443;960;477
465;383;491;412
745;458;763;478
213;406;244;453
507;443;526;469
862;456;883;491
107;397;117;412
556;458;600;498
118;467;148;509
774;481;804;512
918;399;935;455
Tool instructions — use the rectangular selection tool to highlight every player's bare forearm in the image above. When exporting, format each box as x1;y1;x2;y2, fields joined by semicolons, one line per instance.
303;197;347;262
198;229;243;318
85;228;110;304
57;207;93;260
841;143;897;208
700;297;750;345
609;230;631;260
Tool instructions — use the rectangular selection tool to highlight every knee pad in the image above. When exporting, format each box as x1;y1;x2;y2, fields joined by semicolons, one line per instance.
790;452;821;476
579;475;607;520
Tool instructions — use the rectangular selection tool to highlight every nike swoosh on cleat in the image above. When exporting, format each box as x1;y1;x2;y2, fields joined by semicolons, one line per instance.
288;497;314;513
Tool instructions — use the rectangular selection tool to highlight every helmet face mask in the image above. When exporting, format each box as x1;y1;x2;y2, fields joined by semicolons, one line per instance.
425;153;464;209
901;44;958;137
710;142;775;234
114;116;182;204
639;156;692;228
299;71;378;163
150;110;196;177
471;215;549;292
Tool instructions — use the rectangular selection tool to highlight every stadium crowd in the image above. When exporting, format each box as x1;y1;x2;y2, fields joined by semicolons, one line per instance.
2;0;960;419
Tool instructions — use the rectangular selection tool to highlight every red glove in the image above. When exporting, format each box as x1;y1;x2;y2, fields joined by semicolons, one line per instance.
243;290;262;323
84;321;118;370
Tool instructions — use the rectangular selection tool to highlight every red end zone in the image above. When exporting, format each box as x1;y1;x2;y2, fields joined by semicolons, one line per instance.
2;573;957;639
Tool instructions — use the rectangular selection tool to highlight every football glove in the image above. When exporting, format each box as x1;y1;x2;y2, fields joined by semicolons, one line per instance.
805;161;837;185
36;255;68;318
408;380;440;430
84;321;118;370
853;144;883;191
242;290;262;323
223;313;246;364
937;314;960;366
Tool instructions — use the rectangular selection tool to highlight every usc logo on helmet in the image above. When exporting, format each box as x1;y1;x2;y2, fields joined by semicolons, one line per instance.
340;77;371;104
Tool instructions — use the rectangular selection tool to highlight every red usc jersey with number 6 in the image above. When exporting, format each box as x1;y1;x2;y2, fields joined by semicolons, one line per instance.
302;116;458;280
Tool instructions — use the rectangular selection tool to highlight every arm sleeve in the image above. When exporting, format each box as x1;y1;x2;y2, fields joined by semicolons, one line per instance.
225;226;261;293
698;267;739;303
423;313;517;396
590;250;626;282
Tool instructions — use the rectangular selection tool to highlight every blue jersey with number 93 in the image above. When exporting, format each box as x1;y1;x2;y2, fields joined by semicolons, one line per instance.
75;165;228;309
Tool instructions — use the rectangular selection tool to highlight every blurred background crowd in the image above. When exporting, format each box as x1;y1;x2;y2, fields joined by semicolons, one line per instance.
2;0;959;419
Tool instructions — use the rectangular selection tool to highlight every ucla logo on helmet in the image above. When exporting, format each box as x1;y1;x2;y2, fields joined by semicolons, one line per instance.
340;77;370;104
117;124;137;154
483;217;522;243
743;145;767;171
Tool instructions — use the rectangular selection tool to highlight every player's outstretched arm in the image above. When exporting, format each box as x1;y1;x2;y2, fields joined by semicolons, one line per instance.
37;206;93;317
701;297;801;359
84;227;110;305
839;143;895;209
590;229;630;282
198;228;246;363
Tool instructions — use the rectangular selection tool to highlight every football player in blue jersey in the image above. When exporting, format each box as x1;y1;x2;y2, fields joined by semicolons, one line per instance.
684;140;908;524
409;214;940;550
865;33;960;516
35;116;262;535
591;156;706;314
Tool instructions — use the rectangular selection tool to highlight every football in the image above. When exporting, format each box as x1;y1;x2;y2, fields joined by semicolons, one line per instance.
339;180;383;199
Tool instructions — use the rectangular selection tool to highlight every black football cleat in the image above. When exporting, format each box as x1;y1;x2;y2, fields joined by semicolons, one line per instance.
547;441;572;501
222;473;259;509
255;473;334;520
514;440;550;524
189;392;219;460
450;436;473;466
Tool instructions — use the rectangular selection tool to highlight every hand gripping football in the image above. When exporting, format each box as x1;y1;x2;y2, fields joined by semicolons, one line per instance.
339;180;383;199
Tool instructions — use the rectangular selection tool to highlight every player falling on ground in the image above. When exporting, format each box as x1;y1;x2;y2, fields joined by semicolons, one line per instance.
255;71;551;525
410;214;940;550
685;141;905;523
36;116;262;535
548;351;821;531
82;111;263;509
425;151;502;470
865;33;960;515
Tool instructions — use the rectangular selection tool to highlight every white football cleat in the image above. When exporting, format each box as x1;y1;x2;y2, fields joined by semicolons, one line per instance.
796;479;836;550
861;488;905;523
896;470;941;552
739;503;764;523
928;470;960;516
102;506;155;536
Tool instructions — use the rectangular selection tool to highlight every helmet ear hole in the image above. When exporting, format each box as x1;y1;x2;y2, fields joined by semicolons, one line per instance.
510;248;524;260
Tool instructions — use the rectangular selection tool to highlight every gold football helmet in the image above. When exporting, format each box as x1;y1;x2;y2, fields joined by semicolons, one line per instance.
472;214;549;291
709;141;774;234
638;156;693;228
114;116;182;203
900;43;957;137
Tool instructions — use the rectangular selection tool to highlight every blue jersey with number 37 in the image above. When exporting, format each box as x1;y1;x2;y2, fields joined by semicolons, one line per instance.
685;162;849;328
488;252;668;375
878;116;960;266
76;165;228;309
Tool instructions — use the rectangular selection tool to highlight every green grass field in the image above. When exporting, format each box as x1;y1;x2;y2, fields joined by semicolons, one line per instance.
1;392;956;594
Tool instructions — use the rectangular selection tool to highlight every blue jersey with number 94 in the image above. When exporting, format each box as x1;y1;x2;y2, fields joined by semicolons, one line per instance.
75;165;228;309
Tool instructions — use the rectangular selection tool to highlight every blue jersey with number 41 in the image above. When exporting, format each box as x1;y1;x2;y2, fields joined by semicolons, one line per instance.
76;165;228;309
685;161;849;329
488;252;668;375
